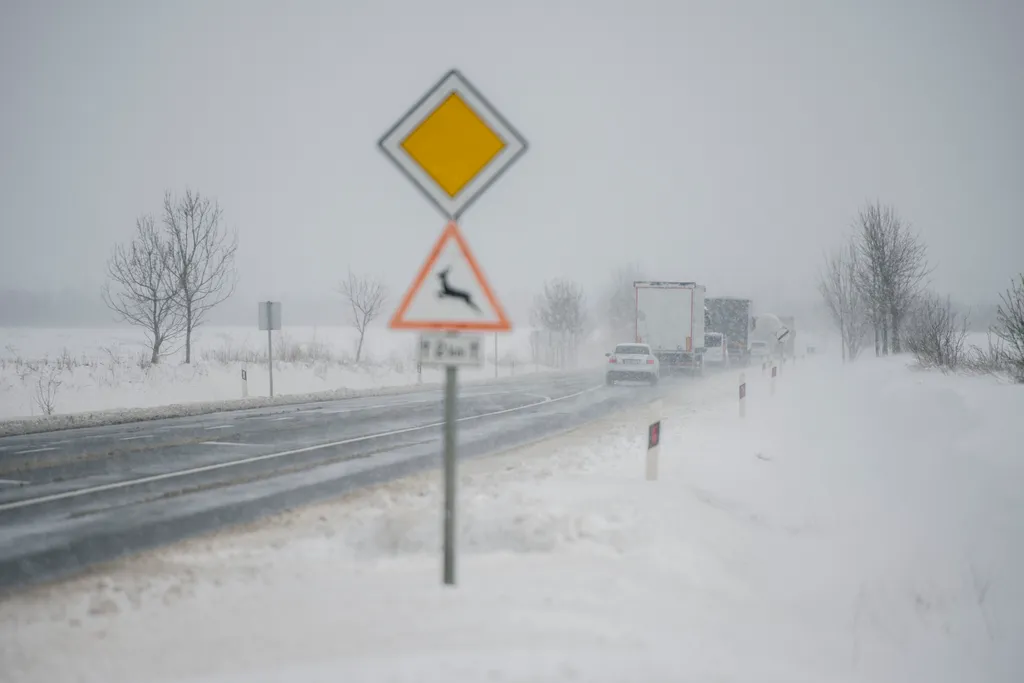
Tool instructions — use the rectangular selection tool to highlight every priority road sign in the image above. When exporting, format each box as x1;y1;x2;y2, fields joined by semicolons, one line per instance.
378;69;528;220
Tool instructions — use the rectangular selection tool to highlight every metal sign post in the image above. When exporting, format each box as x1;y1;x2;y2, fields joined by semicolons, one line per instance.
442;365;457;582
258;301;282;398
418;332;483;585
379;68;527;587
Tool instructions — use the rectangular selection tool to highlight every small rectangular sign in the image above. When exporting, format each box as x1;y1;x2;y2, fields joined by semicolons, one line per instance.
418;332;484;367
258;301;282;331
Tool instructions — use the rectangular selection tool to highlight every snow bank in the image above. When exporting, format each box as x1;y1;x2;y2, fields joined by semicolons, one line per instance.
2;356;1021;682
0;325;585;434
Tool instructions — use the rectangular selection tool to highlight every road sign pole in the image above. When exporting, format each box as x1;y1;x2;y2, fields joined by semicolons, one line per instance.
267;325;274;398
258;301;281;398
442;365;458;586
494;333;498;378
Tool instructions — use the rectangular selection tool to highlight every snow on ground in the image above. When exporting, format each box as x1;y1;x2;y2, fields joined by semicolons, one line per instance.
0;325;577;422
2;356;1022;682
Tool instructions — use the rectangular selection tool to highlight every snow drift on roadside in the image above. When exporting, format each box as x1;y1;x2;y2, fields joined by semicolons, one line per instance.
0;325;576;433
2;357;1022;682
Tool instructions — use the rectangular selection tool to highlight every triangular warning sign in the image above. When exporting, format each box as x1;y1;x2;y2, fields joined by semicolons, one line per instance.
390;222;512;332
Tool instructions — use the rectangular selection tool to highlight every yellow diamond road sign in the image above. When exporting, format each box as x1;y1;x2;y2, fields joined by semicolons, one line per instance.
379;69;528;220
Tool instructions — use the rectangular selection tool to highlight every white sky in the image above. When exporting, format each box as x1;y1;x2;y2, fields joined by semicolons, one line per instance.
2;0;1022;319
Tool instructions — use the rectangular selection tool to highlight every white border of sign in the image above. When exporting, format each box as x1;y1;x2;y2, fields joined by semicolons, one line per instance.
378;69;529;221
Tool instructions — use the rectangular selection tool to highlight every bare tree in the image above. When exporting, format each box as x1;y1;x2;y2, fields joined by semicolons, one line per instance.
993;273;1024;382
853;202;930;355
818;240;869;362
603;263;644;337
338;269;388;363
163;189;238;363
102;216;185;364
532;279;588;368
904;292;969;371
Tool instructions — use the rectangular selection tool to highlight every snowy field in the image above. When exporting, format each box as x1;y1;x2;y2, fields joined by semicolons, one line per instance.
3;354;1021;682
0;325;587;422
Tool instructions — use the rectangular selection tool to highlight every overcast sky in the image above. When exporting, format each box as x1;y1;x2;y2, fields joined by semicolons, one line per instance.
2;0;1021;321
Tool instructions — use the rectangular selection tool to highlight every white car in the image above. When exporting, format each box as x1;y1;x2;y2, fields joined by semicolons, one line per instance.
704;332;728;366
748;340;771;364
606;343;660;385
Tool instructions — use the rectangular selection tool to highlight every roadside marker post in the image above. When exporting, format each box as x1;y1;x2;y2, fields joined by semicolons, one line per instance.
379;69;527;587
258;301;282;398
771;364;778;396
739;372;746;418
241;368;248;399
646;400;662;481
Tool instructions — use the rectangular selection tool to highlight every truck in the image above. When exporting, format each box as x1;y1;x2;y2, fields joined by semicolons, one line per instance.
634;281;706;374
750;313;793;361
705;296;753;366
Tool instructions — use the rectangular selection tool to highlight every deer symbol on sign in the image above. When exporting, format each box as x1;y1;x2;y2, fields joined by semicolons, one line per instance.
437;267;482;313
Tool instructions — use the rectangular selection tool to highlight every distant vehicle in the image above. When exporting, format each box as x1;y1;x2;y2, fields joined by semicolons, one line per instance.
705;296;753;366
634;281;706;375
748;340;771;363
750;313;790;360
778;315;797;358
606;343;660;385
703;332;728;366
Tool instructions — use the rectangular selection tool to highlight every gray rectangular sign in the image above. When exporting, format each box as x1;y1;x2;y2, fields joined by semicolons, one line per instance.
258;301;282;331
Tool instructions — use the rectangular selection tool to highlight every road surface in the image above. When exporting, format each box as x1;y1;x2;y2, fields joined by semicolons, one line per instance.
0;370;673;592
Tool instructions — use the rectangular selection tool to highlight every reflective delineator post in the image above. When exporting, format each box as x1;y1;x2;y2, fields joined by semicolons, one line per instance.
770;364;777;396
646;400;662;481
241;368;248;398
739;372;746;418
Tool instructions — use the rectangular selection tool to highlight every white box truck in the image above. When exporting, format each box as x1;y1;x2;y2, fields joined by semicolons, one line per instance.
634;281;706;374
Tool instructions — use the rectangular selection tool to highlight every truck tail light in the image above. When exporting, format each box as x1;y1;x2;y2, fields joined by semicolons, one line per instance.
646;359;655;365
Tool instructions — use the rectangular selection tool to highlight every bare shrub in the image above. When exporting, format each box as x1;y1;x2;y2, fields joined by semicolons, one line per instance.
200;343;263;365
992;274;1024;382
963;333;1012;377
200;334;338;367
276;333;336;364
33;365;62;416
904;293;969;371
